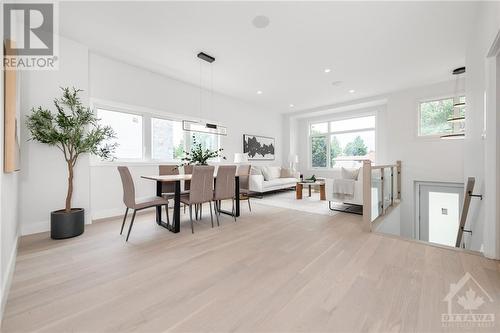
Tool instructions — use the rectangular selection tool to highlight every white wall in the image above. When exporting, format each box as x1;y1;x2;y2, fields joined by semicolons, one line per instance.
0;5;20;320
19;37;91;235
464;1;500;257
285;79;465;239
88;53;282;219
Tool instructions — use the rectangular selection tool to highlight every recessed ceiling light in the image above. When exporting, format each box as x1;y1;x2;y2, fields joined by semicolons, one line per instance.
256;90;263;95
252;15;270;29
349;89;356;93
324;68;331;73
289;104;295;108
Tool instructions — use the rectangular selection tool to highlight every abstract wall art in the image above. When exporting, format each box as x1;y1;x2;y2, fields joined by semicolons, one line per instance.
243;134;275;161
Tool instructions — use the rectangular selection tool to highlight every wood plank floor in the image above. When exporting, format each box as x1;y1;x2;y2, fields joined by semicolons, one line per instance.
2;202;500;332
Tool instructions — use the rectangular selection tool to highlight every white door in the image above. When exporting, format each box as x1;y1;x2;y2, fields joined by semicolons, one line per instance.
418;183;464;247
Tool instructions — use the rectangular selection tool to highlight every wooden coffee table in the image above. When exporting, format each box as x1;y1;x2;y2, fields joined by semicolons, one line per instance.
296;181;326;200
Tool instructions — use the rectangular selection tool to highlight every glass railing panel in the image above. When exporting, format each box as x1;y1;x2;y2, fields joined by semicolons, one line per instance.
371;168;382;221
383;167;393;212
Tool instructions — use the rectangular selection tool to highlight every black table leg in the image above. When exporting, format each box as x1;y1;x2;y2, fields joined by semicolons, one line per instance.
235;176;240;217
173;180;181;233
156;180;180;233
156;181;162;224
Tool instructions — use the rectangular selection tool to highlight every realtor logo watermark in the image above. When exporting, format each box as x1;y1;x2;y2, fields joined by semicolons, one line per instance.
442;272;495;328
3;1;59;70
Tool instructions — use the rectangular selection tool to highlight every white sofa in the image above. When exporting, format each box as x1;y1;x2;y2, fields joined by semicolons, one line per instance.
325;167;364;205
249;166;300;194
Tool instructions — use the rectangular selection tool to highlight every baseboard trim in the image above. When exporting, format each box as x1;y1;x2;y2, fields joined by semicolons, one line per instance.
1;235;18;325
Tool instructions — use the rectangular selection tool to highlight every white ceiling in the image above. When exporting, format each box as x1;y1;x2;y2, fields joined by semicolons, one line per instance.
59;1;477;113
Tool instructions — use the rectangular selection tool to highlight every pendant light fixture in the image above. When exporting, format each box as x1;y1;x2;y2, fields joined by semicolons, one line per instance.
441;66;466;139
182;52;227;136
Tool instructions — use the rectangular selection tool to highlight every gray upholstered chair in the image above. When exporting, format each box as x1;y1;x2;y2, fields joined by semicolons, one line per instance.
159;165;179;222
118;166;170;241
213;165;237;225
180;166;215;233
237;164;252;212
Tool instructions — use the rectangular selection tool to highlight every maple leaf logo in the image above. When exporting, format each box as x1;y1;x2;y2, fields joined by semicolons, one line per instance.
457;288;485;311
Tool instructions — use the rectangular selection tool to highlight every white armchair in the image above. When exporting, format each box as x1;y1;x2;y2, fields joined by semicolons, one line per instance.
325;167;364;206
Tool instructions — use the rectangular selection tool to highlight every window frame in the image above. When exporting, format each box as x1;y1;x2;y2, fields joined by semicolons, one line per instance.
90;99;222;165
417;95;466;139
308;113;377;170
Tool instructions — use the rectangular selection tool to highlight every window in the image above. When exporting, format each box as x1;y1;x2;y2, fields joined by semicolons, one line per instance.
97;108;143;159
309;115;376;168
310;122;328;135
418;96;466;136
188;132;219;152
94;103;222;163
151;118;184;160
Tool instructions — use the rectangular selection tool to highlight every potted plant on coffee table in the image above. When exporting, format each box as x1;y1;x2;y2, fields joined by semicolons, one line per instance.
26;87;116;239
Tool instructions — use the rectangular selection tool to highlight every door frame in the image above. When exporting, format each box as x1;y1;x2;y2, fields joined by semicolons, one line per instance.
414;181;464;241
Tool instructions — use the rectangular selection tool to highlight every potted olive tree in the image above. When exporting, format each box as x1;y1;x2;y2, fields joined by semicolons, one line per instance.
26;87;116;239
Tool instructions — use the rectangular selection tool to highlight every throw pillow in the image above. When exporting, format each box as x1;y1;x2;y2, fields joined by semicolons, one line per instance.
262;166;281;181
341;167;360;180
280;168;293;178
250;166;262;176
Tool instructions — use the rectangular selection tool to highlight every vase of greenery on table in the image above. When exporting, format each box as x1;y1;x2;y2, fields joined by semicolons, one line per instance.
180;135;226;166
26;87;116;239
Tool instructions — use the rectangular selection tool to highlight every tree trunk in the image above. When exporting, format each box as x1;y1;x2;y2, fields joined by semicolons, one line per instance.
65;160;74;213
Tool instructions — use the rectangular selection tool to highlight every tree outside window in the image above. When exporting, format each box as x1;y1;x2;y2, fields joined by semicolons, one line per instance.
311;136;327;167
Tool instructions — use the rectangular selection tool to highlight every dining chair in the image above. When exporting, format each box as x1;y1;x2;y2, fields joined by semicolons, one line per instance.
180;166;215;233
213;165;237;226
237;164;252;212
118;166;170;241
159;165;179;222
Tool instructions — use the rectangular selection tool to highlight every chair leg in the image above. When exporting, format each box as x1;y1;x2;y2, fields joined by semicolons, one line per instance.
214;201;220;226
195;204;198;220
209;202;214;228
232;199;236;222
200;203;203;220
189;205;194;234
120;207;129;235
126;210;137;242
248;198;252;212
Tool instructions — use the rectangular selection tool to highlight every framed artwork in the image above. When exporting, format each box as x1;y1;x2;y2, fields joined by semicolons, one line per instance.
4;39;20;173
243;134;275;160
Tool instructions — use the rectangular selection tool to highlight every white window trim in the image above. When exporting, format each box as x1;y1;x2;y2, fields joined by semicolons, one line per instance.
308;113;377;170
416;94;466;139
89;98;222;166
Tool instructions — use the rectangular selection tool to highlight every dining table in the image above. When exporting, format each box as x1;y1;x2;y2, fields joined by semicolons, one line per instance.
141;174;240;233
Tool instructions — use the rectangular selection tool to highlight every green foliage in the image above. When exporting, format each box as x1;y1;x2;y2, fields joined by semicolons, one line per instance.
343;136;367;156
330;136;342;166
181;134;226;165
26;87;116;211
420;98;454;135
311;137;327;167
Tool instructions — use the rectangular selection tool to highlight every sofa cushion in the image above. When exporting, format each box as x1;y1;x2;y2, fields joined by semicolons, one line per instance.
262;177;297;189
262;166;281;181
280;167;294;178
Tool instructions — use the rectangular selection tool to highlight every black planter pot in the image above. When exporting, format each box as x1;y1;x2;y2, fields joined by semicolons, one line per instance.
50;208;85;239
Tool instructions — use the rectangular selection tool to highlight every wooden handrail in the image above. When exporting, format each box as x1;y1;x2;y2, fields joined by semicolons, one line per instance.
455;177;477;248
